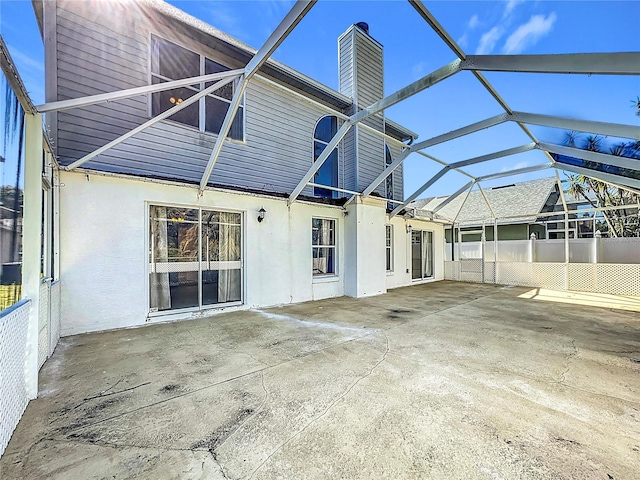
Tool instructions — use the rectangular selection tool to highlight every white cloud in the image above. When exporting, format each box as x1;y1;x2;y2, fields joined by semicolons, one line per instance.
458;33;469;48
502;13;557;54
468;14;480;29
476;27;503;55
503;0;525;19
501;161;528;172
7;46;43;73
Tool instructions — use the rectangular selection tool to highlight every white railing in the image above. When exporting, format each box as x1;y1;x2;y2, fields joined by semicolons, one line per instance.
0;300;31;456
445;260;640;296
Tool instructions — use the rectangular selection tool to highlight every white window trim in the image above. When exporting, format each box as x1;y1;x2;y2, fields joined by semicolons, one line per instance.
386;224;394;273
145;201;246;317
312;217;338;278
148;33;246;143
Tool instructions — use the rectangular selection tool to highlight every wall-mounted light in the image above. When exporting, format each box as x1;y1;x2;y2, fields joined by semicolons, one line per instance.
406;224;412;234
257;207;266;223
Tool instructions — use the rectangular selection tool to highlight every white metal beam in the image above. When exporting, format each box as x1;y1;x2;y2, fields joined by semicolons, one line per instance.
450;143;536;169
244;0;316;80
36;70;243;113
411;113;508;151
539;142;640;171
390;167;449;217
199;0;316;193
288;122;352;203
361;149;411;198
476;184;496;220
475;163;553;182
66;75;238;171
431;180;475;214
411;112;639;153
198;77;246;192
462;53;640;75
350;59;462;124
553;162;640;190
513;112;640;140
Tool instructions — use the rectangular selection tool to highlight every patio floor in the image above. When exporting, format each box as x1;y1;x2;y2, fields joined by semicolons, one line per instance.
1;281;639;479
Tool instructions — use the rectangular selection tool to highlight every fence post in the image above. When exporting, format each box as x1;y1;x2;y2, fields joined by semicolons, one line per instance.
593;230;601;263
529;232;536;263
494;220;498;284
481;229;486;283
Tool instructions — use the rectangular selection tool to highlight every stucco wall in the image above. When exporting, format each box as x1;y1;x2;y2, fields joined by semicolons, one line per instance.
59;171;348;335
386;216;446;290
59;171;444;335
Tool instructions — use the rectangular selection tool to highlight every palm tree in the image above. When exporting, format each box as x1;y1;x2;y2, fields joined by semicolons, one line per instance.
563;131;640;237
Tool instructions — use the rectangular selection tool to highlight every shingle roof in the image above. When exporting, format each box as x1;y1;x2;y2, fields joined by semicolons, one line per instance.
411;177;558;224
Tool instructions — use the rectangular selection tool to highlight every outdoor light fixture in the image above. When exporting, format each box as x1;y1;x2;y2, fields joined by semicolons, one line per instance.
407;225;413;234
257;207;266;223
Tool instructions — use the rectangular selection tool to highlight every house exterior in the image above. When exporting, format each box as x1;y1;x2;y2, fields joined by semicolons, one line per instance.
32;0;447;335
411;177;607;244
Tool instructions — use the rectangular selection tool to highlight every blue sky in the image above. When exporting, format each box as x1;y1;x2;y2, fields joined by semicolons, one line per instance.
1;0;639;198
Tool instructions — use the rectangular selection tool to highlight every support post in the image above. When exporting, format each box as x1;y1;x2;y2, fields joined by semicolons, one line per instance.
564;212;570;290
23;113;43;399
481;227;486;283
493;219;498;284
593;230;601;264
529;232;536;263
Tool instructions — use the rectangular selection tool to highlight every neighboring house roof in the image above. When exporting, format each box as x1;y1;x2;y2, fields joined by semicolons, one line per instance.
411;177;559;224
31;0;418;143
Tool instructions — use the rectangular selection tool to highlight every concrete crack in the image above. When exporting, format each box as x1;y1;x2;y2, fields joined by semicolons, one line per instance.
247;332;390;479
214;371;269;453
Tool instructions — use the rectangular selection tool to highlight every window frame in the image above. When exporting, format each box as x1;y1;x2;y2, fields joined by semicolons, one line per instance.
312;217;337;277
385;224;393;272
384;143;394;201
148;34;245;142
312;115;339;198
146;201;245;317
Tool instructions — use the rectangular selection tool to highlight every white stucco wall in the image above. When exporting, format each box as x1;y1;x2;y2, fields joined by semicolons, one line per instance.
59;171;346;335
385;215;446;290
59;171;446;335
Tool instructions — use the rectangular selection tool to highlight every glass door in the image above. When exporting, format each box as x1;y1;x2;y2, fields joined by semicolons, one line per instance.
201;210;242;305
411;230;423;279
149;205;242;313
411;230;434;280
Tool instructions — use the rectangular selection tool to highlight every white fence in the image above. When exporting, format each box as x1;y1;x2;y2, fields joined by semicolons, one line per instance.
445;261;640;296
0;280;60;457
0;300;31;456
447;237;640;264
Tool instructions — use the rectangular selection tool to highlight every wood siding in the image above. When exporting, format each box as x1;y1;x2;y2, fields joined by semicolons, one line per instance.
50;0;341;195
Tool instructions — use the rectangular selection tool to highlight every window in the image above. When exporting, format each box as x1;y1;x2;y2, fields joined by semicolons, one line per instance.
313;116;339;198
385;225;393;272
385;144;394;200
150;36;243;140
149;205;243;313
312;218;336;275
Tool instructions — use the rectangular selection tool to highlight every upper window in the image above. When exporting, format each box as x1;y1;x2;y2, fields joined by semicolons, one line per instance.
313;116;339;198
312;218;336;275
385;225;393;272
150;36;243;140
385;144;394;201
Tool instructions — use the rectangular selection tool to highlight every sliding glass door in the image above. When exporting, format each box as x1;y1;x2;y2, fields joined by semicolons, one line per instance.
149;205;242;313
411;230;434;280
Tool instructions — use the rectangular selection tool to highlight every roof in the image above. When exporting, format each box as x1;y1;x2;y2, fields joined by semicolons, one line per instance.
412;177;559;224
30;0;417;143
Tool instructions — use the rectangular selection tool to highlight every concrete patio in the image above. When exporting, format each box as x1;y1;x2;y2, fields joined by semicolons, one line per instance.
1;281;639;479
